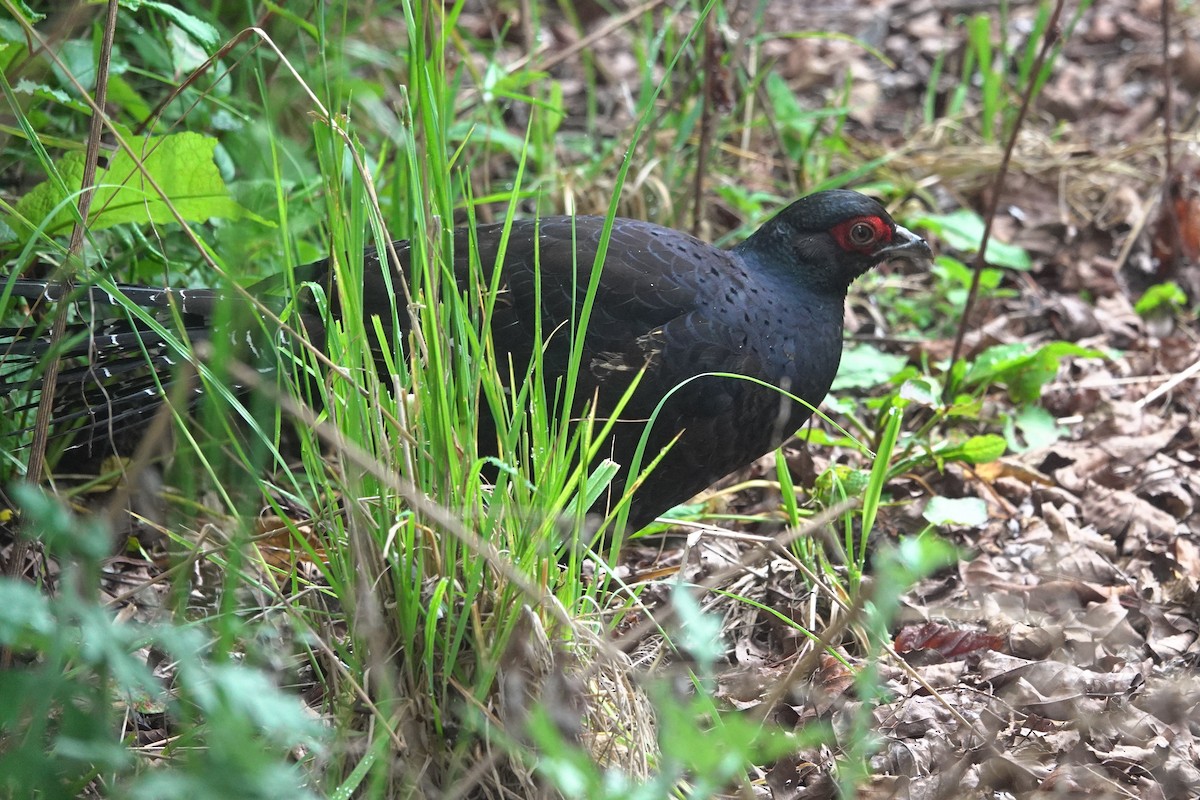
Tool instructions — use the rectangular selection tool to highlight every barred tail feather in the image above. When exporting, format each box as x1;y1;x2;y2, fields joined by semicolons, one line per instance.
1;279;224;461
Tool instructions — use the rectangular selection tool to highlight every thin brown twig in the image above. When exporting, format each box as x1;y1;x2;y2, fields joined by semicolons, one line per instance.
945;0;1066;394
4;0;119;581
131;24;267;138
1154;0;1187;281
1161;0;1175;193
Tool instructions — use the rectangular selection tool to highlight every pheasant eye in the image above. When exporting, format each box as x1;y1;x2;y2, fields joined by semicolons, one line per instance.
833;215;891;253
849;222;876;246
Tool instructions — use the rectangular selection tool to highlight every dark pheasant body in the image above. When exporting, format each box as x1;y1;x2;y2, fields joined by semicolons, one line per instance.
1;190;931;530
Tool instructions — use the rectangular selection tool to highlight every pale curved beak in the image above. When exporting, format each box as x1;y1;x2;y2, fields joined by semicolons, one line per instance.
881;225;934;264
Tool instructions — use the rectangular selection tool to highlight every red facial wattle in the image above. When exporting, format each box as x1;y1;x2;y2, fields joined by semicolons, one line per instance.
831;215;893;253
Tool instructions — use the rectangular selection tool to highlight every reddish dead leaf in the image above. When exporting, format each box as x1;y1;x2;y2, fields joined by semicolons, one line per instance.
1151;174;1200;271
811;653;855;696
253;515;324;571
894;622;1004;662
793;654;858;719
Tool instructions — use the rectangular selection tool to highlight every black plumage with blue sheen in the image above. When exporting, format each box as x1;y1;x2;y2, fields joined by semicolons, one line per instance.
1;190;931;531
309;190;930;528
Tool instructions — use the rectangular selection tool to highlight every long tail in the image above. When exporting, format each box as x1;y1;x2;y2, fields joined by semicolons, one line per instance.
1;279;225;463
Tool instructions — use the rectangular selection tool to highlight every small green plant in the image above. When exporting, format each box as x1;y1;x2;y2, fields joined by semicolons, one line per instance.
1134;280;1187;317
958;340;1103;450
0;487;325;799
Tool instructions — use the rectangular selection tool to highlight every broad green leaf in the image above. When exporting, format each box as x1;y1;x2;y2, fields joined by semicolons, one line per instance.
766;72;807;127
912;209;1032;270
965;341;1102;404
15;131;269;236
543;81;565;137
167;22;210;73
1006;405;1065;451
0;579;55;645
53;38;95;90
965;342;1036;383
945;393;983;419
105;73;152;123
672;585;724;666
449;120;528;159
832;343;909;391
938;434;1006;464
120;0;221;46
898;377;940;407
14;77;84;110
